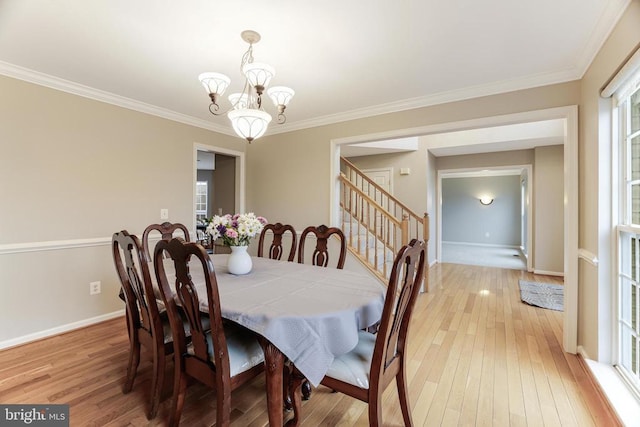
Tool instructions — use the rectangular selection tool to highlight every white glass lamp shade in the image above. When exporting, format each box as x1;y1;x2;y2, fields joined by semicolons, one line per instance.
228;92;250;110
267;86;295;107
227;109;272;142
198;72;231;96
242;62;275;89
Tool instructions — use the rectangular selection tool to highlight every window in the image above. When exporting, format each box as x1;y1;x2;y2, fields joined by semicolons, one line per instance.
196;181;208;220
617;78;640;391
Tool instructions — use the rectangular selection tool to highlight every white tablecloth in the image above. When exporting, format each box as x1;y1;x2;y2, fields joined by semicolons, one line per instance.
161;255;385;386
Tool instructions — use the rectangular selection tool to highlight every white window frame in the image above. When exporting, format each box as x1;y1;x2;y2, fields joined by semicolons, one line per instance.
195;181;208;220
615;73;640;394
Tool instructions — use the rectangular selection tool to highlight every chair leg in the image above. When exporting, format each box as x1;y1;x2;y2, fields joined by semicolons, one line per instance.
397;366;414;427
216;382;232;427
123;334;140;393
147;349;165;419
168;363;188;427
283;364;293;411
368;393;383;427
301;379;312;400
288;368;306;427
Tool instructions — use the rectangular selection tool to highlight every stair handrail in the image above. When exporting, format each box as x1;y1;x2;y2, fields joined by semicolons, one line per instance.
339;174;405;249
338;174;401;225
340;156;429;291
341;156;428;244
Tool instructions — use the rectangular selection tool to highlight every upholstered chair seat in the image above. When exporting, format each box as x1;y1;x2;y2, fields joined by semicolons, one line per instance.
187;322;264;377
324;330;376;389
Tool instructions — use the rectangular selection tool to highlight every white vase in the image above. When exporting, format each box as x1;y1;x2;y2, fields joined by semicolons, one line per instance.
227;245;252;275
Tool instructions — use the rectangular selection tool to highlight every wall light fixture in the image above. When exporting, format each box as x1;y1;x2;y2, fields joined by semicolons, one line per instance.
479;196;494;205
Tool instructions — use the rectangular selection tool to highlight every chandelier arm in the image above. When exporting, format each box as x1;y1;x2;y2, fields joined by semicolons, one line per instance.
276;104;287;123
208;103;230;116
240;44;254;73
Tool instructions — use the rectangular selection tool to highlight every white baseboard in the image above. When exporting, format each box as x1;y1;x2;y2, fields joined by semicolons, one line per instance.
442;241;519;249
0;309;125;351
533;269;564;277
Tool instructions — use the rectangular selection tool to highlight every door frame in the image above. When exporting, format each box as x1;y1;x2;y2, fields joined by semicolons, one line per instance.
330;105;578;353
437;164;533;273
193;142;245;234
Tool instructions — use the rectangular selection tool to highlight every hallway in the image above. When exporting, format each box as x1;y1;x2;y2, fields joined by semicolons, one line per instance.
441;242;527;270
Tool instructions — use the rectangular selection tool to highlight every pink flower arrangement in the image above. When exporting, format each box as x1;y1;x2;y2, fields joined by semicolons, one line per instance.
206;213;267;246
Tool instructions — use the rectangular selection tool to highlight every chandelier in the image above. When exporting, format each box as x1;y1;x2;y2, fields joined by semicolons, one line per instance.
198;30;295;143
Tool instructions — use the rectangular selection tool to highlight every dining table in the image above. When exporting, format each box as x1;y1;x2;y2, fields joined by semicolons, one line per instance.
160;253;386;426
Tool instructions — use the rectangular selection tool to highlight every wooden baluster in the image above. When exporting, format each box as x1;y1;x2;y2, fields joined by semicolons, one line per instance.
401;213;409;246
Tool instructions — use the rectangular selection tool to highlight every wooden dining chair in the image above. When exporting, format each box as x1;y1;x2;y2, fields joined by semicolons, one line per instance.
142;222;190;262
297;224;346;269
154;237;265;427
318;239;427;427
295;224;347;400
257;222;297;262
112;230;173;420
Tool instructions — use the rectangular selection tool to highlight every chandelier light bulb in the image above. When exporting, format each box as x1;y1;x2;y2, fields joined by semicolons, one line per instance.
198;72;231;101
267;86;295;107
228;109;272;143
242;62;275;94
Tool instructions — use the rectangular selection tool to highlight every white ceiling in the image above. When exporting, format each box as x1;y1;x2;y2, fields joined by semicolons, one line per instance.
0;0;629;139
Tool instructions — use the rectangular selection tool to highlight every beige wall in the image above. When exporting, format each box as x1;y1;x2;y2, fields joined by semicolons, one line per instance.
247;82;580;233
0;75;242;343
578;0;640;361
346;147;429;217
533;145;564;274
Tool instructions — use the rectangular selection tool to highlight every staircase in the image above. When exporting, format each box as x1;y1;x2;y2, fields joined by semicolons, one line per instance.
339;157;430;291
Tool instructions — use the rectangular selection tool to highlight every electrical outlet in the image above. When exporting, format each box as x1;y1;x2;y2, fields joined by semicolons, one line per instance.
90;281;101;295
160;208;169;220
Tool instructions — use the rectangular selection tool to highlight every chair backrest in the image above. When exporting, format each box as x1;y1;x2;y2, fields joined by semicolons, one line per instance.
372;239;426;381
153;238;231;384
297;224;346;269
257;223;297;262
112;230;164;345
142;222;190;262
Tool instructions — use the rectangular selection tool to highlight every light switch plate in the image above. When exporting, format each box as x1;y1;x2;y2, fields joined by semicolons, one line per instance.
160;209;169;220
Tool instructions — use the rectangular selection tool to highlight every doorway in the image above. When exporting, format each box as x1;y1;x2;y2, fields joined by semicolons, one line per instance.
438;166;531;271
330;105;578;353
193;143;245;234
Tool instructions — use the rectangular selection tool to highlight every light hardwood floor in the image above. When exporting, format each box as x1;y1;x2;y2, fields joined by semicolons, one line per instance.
0;263;618;426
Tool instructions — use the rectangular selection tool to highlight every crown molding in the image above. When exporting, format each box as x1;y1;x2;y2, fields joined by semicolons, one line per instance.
573;0;632;78
269;67;580;134
0;0;624;144
0;60;234;136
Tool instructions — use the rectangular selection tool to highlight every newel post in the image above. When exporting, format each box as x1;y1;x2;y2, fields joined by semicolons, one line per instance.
400;214;409;246
422;212;429;293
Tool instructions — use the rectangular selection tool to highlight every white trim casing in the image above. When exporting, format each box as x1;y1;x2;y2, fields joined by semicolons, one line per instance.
330;105;579;354
0;237;111;255
193;142;246;234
